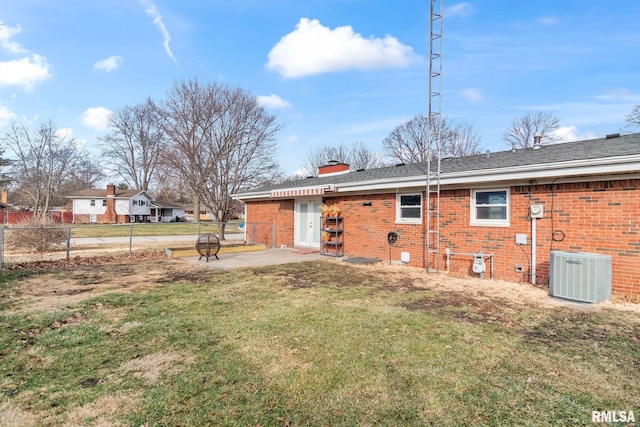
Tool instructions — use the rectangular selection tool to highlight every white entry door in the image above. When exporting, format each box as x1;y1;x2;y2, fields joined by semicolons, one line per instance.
294;200;322;248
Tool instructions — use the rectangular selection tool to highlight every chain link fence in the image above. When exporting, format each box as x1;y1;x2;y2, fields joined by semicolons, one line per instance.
0;221;262;269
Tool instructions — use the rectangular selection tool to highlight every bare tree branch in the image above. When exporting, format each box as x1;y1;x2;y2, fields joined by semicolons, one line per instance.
151;79;282;236
302;142;387;176
100;103;165;191
503;111;560;149
383;115;481;163
625;105;640;130
1;119;83;216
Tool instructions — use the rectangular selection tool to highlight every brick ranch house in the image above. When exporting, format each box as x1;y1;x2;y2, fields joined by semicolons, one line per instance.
234;133;640;296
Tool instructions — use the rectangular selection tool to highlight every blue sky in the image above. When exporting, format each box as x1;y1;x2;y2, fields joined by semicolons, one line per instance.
2;0;640;175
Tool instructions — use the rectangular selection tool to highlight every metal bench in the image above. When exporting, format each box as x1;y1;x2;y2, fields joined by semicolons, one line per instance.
195;233;220;262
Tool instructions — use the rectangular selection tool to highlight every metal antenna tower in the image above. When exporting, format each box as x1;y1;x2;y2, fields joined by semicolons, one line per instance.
426;0;443;272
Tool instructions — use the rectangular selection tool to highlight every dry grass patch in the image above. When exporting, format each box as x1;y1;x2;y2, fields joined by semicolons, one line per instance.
119;352;194;384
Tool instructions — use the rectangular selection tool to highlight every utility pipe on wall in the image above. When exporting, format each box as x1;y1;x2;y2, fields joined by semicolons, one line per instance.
531;217;537;285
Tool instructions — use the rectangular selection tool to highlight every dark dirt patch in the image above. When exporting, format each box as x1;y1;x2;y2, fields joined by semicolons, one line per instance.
79;377;101;388
402;292;522;326
255;262;385;290
53;288;95;296
4;251;167;273
2;252;212;313
520;309;640;349
157;272;214;284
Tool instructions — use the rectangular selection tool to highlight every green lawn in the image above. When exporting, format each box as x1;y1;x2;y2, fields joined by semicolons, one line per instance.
67;221;241;238
1;258;638;426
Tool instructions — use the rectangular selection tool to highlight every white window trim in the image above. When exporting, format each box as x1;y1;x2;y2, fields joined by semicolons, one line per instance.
470;188;510;227
396;192;422;225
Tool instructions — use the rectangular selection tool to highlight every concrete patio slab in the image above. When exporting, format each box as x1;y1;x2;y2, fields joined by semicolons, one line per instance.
183;247;326;270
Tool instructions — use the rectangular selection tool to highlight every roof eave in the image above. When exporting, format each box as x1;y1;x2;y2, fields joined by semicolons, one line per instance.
234;155;640;200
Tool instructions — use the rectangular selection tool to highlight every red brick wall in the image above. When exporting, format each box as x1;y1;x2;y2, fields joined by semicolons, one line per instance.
245;178;640;295
439;179;640;295
73;214;131;224
245;200;294;247
327;193;426;266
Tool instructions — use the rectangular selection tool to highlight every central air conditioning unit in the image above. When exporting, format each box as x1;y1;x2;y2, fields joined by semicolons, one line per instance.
549;251;612;303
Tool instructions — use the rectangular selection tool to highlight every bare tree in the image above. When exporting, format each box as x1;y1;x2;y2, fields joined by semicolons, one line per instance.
302;142;387;176
383;115;481;163
100;103;165;191
57;158;106;202
71;158;106;189
443;122;482;157
0;146;11;187
1;119;83;217
625;105;640;130
149;164;190;203
151;79;282;238
503;111;560;149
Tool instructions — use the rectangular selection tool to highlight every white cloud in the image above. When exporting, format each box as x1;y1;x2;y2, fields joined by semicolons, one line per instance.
94;55;124;72
0;102;16;127
257;94;291;109
537;16;559;26
55;127;74;140
594;88;640;102
445;3;476;18
0;22;52;90
0;21;28;54
550;126;597;142
460;88;483;103
140;0;177;64
267;18;419;79
286;135;299;143
82;107;112;131
0;55;52;90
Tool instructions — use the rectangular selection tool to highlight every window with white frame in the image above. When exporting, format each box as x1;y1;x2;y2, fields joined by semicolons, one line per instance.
471;189;510;226
396;193;422;224
102;199;107;207
90;199;95;207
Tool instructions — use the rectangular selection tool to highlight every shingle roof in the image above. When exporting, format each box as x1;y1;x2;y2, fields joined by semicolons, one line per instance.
153;200;184;208
256;133;640;191
70;189;148;198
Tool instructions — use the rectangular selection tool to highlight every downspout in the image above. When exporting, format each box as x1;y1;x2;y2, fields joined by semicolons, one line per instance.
531;217;537;285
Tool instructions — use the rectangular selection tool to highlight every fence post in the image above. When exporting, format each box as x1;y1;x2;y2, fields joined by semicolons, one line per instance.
66;227;71;260
129;223;133;257
0;226;4;271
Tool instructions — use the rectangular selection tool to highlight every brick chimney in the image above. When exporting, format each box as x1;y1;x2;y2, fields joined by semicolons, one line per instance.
318;160;350;177
1;189;7;204
103;183;117;223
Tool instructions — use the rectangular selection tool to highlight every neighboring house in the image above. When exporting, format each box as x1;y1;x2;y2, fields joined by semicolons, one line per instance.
234;133;640;296
150;200;185;223
68;184;154;224
183;204;216;222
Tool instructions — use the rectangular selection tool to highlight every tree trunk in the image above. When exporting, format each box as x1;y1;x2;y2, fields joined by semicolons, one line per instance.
192;191;200;224
219;221;226;241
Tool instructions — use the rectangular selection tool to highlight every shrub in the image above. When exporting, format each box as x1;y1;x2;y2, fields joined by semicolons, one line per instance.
6;217;67;253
